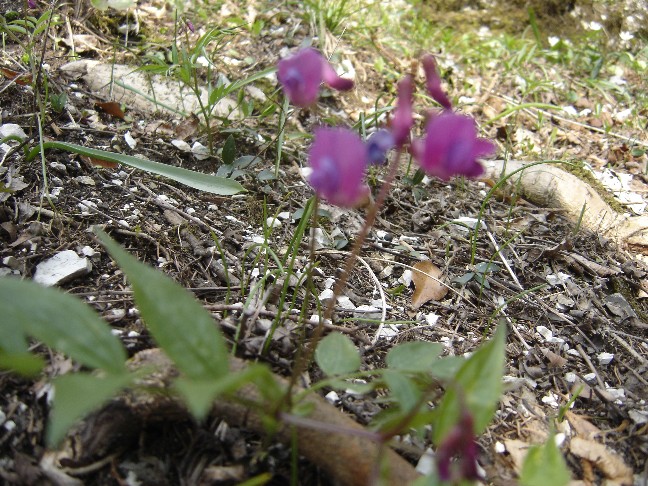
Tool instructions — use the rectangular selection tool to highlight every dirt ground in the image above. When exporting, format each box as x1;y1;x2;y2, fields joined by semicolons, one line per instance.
1;0;647;485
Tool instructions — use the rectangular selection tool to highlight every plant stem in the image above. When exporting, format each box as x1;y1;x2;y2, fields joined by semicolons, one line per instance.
285;147;404;399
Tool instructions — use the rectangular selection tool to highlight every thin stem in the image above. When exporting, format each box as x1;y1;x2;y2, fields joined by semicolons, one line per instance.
285;147;404;400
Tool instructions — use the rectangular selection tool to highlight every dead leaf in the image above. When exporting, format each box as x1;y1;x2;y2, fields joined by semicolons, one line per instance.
174;113;200;140
94;101;125;120
411;260;448;309
569;437;633;484
80;155;118;169
0;67;32;85
541;348;568;368
565;411;601;440
502;439;529;471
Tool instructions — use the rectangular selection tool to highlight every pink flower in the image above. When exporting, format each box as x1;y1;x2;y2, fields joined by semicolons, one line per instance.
390;75;414;146
413;112;495;180
421;54;452;110
308;127;369;207
278;48;354;107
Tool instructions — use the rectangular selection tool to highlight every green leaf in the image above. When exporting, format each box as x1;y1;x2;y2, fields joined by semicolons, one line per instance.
175;363;273;419
315;332;361;376
48;372;133;446
520;434;571;486
383;370;420;412
27;142;246;196
0;278;127;373
386;342;443;372
96;229;229;380
222;135;236;165
0;352;44;376
433;324;507;444
428;356;465;381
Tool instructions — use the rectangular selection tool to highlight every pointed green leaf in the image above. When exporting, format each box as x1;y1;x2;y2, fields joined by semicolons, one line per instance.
48;372;133;446
0;278;126;373
222;135;236;165
27;142;246;196
386;342;443;372
315;332;361;376
96;229;229;380
520;434;571;486
434;324;507;444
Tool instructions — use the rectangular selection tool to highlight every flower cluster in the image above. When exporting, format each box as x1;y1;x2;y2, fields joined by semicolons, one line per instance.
277;48;495;207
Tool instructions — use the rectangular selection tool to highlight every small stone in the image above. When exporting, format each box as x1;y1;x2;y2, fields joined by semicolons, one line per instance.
597;352;614;365
75;176;96;186
33;250;92;286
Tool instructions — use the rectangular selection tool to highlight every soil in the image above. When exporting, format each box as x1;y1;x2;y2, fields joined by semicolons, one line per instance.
1;1;647;485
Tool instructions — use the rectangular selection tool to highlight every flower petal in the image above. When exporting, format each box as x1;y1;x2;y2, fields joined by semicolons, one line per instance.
321;61;354;91
366;129;395;165
422;54;452;110
415;112;494;180
308;127;368;207
277;48;324;107
391;76;414;146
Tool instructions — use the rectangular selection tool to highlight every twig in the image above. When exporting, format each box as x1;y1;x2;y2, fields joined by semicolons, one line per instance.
575;343;606;390
354;255;387;346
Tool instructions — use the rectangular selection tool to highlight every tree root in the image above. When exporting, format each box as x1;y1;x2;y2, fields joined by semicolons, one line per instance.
482;160;648;254
61;349;421;486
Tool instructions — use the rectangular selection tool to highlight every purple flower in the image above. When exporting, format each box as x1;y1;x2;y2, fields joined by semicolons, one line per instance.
185;19;195;33
366;129;395;165
390;75;414;146
27;0;37;7
308;127;369;207
413;112;495;181
278;48;354;107
422;54;452;110
436;411;480;482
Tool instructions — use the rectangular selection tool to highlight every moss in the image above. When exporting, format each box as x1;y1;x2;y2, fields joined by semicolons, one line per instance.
561;162;626;214
610;276;648;323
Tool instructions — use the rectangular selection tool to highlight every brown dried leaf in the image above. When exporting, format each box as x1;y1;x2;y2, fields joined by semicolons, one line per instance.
565;411;601;440
540;348;568;368
0;67;32;85
411;260;448;310
94;101;125;120
174;113;200;140
569;437;633;483
80;155;118;169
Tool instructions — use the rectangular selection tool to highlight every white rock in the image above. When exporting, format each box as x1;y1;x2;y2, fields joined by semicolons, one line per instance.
425;313;440;326
319;288;334;302
0;123;28;140
124;131;137;149
324;391;339;405
75;176;95;186
399;269;413;286
266;217;281;228
628;409;648;424
354;305;380;319
191;142;210;160
597;352;614;365
337;295;355;311
171;139;191;152
33;250;92;286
